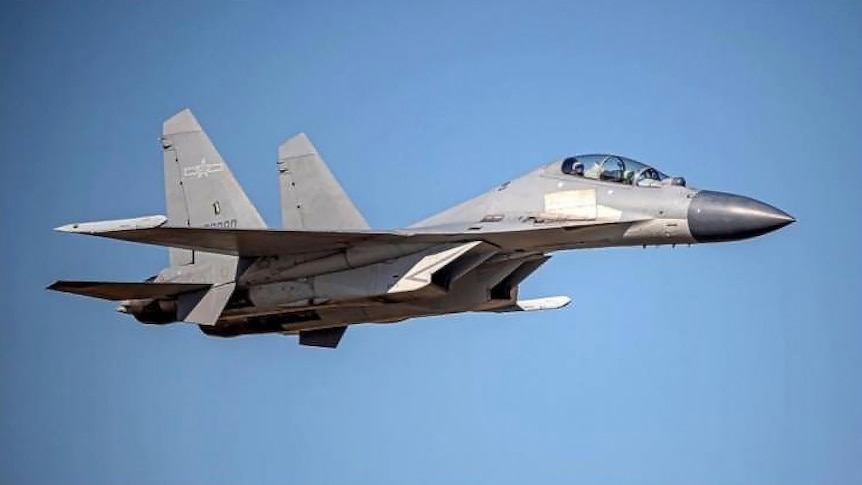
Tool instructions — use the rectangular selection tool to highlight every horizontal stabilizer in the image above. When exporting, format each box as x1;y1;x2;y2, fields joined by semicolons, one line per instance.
299;326;347;348
47;280;211;301
486;296;572;313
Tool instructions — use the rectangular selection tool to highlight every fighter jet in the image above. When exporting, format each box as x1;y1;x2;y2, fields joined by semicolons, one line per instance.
48;109;794;348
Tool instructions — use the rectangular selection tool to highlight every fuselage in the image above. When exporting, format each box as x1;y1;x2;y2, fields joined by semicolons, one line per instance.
51;110;795;348
197;154;794;337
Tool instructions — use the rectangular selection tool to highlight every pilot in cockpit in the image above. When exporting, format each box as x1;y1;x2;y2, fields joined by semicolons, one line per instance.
562;157;586;176
561;154;670;188
635;167;663;187
573;161;584;176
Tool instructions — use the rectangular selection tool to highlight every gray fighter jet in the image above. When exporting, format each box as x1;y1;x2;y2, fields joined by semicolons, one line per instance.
48;109;794;348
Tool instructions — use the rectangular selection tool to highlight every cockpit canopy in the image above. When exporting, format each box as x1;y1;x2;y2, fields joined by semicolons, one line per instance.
561;154;679;187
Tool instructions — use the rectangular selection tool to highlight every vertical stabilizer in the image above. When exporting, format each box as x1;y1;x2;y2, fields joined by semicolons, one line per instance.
162;109;266;266
278;134;369;230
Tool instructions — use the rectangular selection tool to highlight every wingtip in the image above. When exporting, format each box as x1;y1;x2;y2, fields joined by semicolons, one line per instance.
53;215;168;234
54;223;82;233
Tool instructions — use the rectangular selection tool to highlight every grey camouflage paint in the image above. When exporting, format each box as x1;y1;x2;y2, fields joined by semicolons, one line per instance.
48;110;794;348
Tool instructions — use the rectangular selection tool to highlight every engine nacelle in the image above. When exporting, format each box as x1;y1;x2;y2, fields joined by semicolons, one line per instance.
120;298;178;324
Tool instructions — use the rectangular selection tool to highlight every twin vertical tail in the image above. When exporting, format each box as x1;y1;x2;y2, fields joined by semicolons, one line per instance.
54;110;371;328
161;109;267;266
161;112;369;246
278;133;369;231
156;110;370;326
158;109;267;325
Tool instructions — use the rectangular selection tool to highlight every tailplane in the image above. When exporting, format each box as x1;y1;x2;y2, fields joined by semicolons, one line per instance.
47;280;234;326
278;133;369;230
47;280;211;301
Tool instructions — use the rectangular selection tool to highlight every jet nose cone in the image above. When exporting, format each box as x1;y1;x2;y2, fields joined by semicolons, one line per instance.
688;190;795;243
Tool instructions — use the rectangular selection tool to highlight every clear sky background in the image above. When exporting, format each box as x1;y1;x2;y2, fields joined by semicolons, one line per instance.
1;1;860;484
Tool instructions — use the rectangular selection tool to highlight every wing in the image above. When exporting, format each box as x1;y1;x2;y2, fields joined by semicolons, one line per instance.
55;215;640;257
58;224;409;256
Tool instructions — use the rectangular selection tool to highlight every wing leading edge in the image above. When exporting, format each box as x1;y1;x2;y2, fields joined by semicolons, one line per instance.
55;216;639;257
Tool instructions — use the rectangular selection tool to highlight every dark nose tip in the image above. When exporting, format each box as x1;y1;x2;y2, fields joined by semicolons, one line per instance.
688;190;795;243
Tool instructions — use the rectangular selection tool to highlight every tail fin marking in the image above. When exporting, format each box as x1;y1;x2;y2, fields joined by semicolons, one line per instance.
162;109;266;266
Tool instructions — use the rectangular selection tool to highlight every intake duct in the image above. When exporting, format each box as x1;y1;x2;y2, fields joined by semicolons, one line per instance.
489;256;551;301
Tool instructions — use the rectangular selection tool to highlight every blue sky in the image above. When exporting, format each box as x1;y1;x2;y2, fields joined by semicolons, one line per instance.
1;1;860;483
